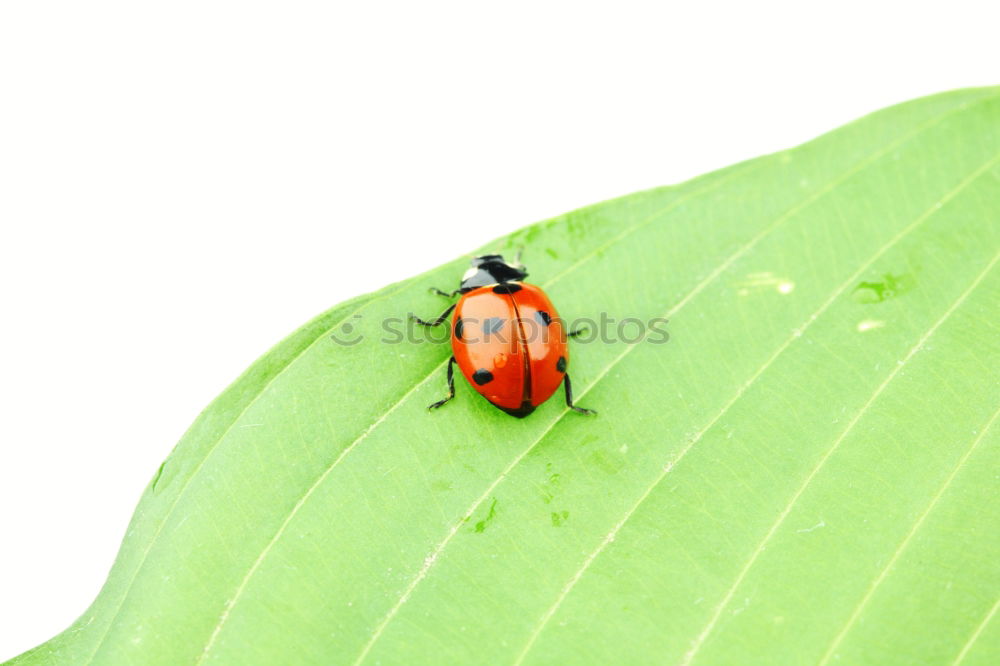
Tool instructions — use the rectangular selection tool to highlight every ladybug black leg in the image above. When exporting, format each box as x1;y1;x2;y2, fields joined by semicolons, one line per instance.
411;303;456;327
429;356;457;410
429;287;460;298
568;326;589;338
563;374;596;415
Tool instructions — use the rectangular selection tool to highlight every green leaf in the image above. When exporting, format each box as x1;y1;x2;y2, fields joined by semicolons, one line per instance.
10;87;1000;666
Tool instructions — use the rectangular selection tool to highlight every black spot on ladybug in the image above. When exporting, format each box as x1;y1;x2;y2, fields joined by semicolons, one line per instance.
483;317;505;335
454;317;464;340
535;310;552;326
493;283;522;294
556;356;567;373
473;369;494;385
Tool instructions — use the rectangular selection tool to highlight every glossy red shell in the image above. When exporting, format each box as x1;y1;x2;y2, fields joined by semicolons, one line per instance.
451;283;567;417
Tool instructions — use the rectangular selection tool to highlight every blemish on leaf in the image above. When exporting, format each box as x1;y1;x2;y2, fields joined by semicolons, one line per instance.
856;319;886;333
150;461;167;493
589;449;625;475
551;510;569;527
520;225;542;244
853;273;913;303
565;217;589;239
430;480;453;492
474;498;498;533
539;463;562;504
797;519;826;533
734;271;795;296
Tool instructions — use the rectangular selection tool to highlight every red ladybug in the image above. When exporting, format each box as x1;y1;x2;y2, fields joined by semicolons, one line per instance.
412;254;595;418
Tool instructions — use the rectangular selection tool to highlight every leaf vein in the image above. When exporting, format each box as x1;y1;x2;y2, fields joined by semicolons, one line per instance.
193;156;756;663
512;116;1000;666
679;245;1000;666
357;102;994;666
80;288;406;664
818;400;1000;665
952;595;1000;666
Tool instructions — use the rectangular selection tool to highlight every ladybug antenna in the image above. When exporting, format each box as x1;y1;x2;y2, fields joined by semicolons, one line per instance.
512;246;525;268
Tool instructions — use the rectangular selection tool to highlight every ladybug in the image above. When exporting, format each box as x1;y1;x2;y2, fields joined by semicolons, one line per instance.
412;253;595;418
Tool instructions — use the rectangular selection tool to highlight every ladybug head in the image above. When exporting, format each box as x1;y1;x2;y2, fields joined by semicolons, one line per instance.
459;254;528;292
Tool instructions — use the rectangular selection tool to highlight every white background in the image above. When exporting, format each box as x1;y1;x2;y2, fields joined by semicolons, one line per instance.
1;1;996;660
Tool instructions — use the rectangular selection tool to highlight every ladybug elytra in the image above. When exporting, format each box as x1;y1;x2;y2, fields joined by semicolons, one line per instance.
412;253;595;418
